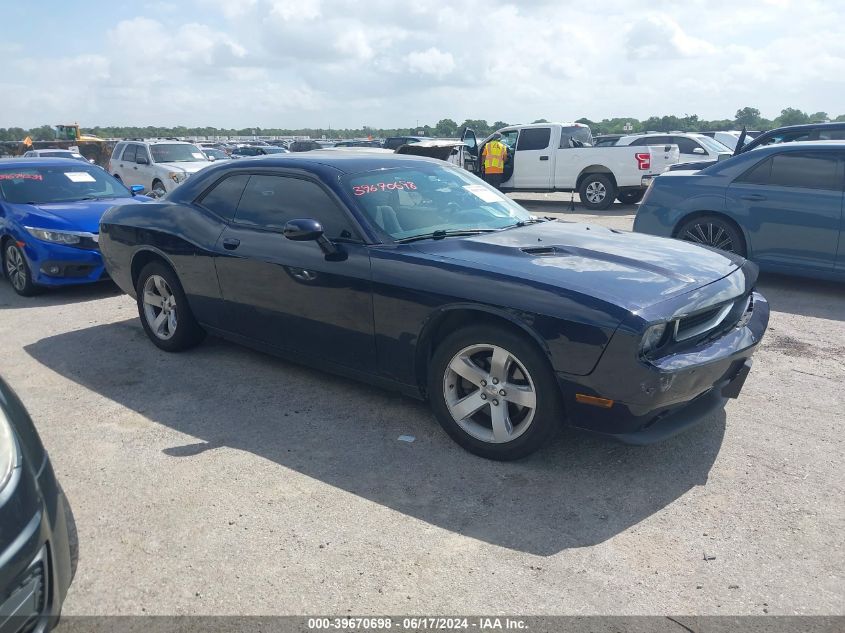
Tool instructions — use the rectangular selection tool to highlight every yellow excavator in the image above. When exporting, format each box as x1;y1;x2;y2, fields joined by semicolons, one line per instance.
2;124;113;165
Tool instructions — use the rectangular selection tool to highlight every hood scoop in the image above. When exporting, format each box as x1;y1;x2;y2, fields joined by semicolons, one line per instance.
521;246;566;257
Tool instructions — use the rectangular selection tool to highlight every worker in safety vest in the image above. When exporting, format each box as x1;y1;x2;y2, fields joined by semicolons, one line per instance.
481;134;509;189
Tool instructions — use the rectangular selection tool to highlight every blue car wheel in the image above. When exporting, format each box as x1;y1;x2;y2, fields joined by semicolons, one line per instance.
3;241;41;297
675;214;746;257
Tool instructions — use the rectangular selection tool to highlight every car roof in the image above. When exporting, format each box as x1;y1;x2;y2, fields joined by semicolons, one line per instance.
0;157;98;168
760;140;845;150
758;121;845;133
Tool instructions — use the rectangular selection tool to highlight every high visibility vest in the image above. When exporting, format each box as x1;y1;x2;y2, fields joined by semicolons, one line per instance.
482;140;507;174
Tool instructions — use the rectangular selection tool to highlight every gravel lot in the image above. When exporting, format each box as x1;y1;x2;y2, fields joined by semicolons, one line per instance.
1;194;842;616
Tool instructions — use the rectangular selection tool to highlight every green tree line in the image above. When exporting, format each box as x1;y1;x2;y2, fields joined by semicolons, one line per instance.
1;108;843;143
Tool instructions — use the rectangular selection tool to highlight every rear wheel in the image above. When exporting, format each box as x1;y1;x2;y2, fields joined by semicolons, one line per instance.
617;189;644;205
578;174;616;211
136;261;205;351
676;214;746;257
3;241;41;296
428;325;562;460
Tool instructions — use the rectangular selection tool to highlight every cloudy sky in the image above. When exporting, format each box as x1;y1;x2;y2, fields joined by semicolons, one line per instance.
1;0;843;128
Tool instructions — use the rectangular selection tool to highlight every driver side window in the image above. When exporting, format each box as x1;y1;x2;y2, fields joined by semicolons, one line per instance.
234;175;359;240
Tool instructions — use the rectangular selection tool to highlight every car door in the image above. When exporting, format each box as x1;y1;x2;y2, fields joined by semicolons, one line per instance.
512;127;553;189
213;172;376;371
117;144;140;187
728;150;844;271
461;128;479;175
133;145;155;189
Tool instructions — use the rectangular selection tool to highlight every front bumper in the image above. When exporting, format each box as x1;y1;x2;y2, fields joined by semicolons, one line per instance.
19;239;105;288
558;288;769;443
0;456;74;633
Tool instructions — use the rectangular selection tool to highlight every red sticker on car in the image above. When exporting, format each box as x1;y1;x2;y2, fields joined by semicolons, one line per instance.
635;153;651;170
0;173;44;181
353;181;417;196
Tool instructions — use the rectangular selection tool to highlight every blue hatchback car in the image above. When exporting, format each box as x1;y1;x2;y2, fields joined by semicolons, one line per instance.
633;142;845;281
0;158;149;296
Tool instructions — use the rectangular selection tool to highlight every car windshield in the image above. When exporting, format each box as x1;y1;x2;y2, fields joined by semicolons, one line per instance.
151;144;208;163
346;163;532;241
263;147;288;153
0;166;131;204
40;151;87;161
204;149;228;159
695;135;732;153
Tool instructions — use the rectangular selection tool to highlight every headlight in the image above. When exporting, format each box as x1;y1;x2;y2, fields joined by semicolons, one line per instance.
169;172;187;183
0;408;16;493
25;227;82;245
640;322;668;355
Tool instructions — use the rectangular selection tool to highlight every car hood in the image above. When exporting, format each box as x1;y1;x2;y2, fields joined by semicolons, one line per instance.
156;161;211;173
411;221;743;312
13;197;149;234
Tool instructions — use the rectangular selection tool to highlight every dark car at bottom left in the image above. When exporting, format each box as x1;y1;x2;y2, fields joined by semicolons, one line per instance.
1;377;77;633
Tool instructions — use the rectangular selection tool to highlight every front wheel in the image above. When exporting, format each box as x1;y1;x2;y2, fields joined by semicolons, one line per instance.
151;179;167;198
136;261;205;352
675;214;746;257
3;241;41;296
428;325;562;460
578;174;616;211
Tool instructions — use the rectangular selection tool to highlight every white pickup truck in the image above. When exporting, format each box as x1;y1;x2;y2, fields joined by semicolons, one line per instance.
460;122;680;210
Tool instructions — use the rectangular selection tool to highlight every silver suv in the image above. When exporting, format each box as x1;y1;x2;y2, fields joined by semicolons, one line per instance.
107;139;211;196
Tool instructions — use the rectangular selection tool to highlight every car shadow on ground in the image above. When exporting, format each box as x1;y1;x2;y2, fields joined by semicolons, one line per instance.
0;280;122;309
757;272;845;322
25;319;726;556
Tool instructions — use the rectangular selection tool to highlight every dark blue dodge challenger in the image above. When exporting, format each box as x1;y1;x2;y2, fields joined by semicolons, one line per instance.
99;153;769;460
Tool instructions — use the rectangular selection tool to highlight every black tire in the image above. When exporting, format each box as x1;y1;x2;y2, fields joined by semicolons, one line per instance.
578;174;616;211
428;325;563;460
151;179;166;197
675;214;746;257
617;189;644;205
135;260;206;352
2;240;42;297
61;489;79;581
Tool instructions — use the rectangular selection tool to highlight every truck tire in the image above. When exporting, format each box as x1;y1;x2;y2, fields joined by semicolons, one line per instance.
578;174;616;211
617;190;644;205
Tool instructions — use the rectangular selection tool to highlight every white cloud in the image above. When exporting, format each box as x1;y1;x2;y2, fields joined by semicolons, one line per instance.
404;48;455;78
1;0;844;128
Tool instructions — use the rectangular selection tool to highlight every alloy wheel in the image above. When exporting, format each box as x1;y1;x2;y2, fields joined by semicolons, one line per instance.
142;274;178;340
5;245;27;292
681;221;736;253
442;343;537;444
585;181;607;204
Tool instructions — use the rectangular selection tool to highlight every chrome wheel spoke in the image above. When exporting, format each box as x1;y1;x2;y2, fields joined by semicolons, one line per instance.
448;355;487;387
154;276;170;299
143;291;164;308
503;382;536;408
489;346;511;382
152;311;168;335
490;402;513;442
449;390;488;420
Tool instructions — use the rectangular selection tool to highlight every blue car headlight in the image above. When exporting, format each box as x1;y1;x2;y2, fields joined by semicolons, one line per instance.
25;227;82;245
0;407;16;493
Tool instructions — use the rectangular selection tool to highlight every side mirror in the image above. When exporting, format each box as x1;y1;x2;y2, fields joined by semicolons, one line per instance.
207;155;216;161
136;155;150;165
717;153;732;162
283;218;324;241
130;184;145;195
692;147;706;155
283;218;340;258
89;159;96;164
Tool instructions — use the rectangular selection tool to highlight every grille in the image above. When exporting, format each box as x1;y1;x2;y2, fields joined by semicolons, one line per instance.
674;294;751;345
0;559;45;633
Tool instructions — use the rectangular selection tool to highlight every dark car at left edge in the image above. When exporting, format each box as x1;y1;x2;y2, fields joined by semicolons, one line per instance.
98;152;769;460
1;376;77;632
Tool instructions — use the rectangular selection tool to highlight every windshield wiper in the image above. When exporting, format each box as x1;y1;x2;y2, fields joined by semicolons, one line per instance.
395;229;500;244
